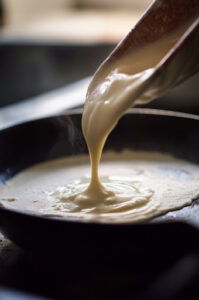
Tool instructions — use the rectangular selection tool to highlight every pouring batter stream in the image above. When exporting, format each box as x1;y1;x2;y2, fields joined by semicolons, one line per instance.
51;22;194;214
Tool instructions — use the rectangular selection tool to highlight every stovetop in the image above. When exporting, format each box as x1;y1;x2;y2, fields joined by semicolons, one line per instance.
1;232;199;300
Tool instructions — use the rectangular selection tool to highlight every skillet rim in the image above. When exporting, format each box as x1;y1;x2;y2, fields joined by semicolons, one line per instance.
0;107;199;228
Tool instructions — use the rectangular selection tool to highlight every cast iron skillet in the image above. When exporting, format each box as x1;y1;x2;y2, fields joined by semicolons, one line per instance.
0;108;199;260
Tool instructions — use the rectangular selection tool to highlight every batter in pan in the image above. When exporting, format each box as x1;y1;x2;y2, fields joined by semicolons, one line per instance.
0;21;198;223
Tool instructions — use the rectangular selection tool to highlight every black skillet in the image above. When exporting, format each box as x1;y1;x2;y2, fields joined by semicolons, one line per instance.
0;108;199;261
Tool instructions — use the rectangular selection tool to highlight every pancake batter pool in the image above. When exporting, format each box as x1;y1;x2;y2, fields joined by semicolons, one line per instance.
1;151;199;223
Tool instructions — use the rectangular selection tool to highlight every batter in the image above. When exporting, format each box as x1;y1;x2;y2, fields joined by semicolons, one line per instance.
55;20;193;213
0;21;196;223
1;151;199;223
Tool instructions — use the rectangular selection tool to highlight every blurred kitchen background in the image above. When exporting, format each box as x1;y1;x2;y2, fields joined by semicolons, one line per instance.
0;0;198;128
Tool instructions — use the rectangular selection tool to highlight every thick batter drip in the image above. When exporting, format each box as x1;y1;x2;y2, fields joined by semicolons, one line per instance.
50;176;153;214
56;21;193;213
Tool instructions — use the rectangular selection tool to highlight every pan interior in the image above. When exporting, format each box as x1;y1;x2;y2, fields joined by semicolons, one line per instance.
1;149;199;224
